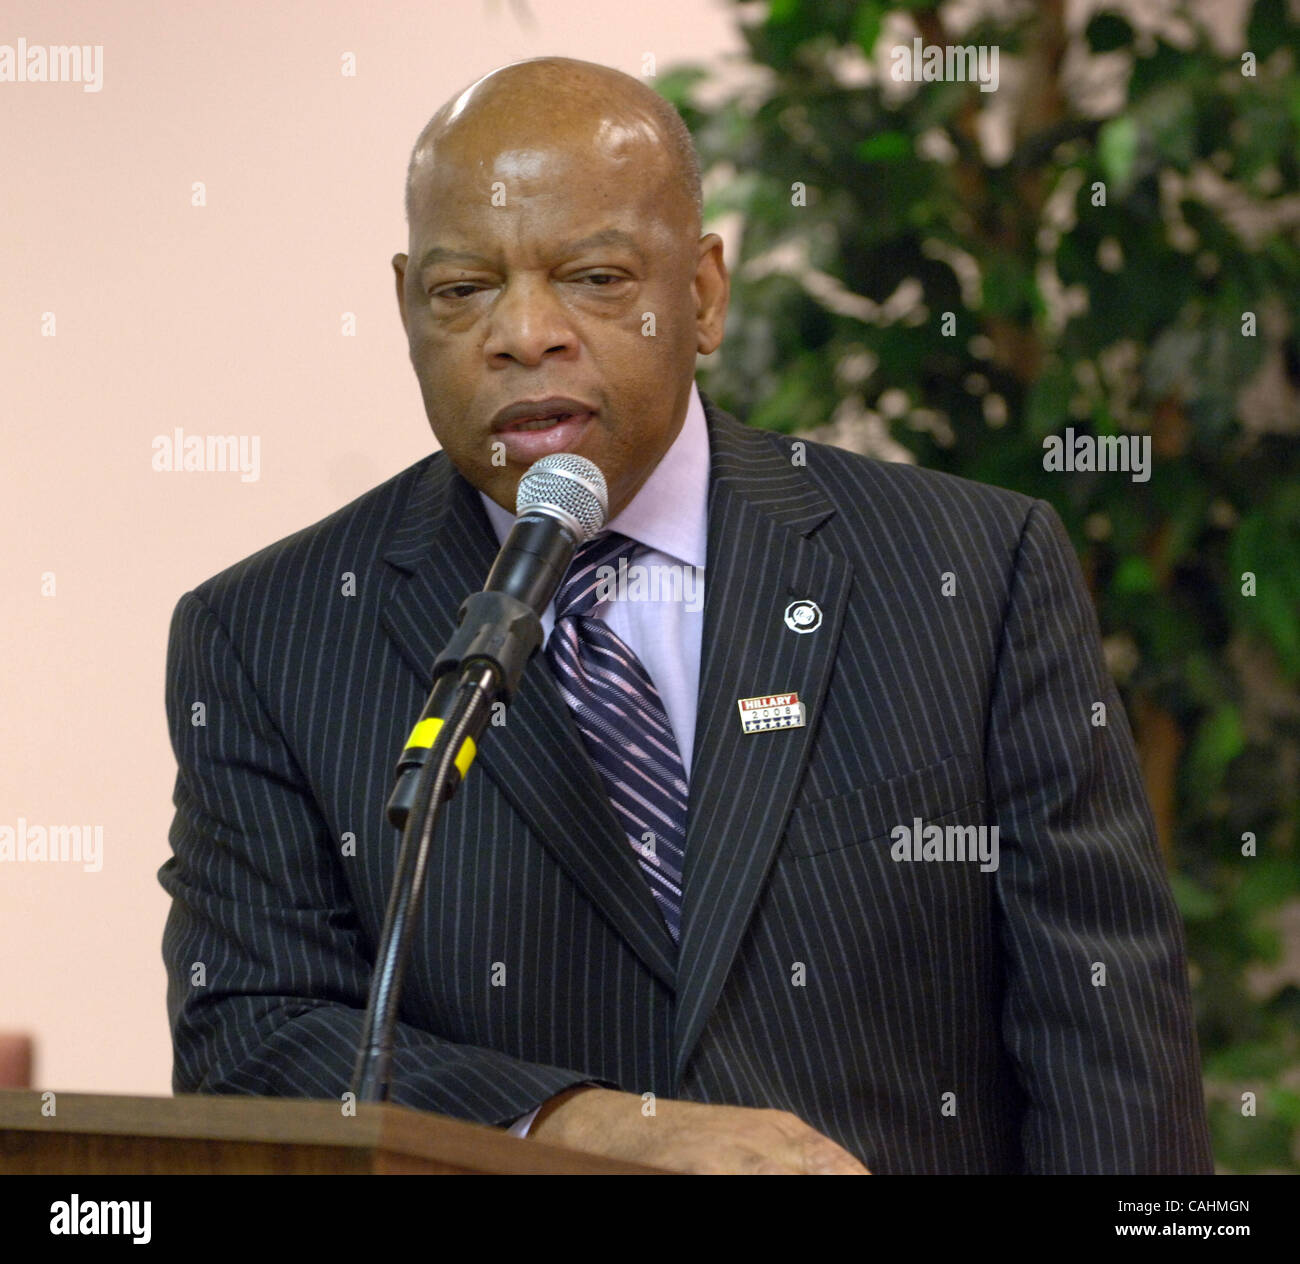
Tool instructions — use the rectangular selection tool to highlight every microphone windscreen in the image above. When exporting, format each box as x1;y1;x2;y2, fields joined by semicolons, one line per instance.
516;454;608;543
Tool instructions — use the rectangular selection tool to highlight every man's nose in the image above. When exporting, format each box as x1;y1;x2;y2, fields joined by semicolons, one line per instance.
483;275;577;365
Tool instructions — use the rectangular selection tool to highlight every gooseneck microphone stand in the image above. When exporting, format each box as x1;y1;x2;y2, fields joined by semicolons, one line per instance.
348;449;605;1102
350;588;542;1104
350;452;606;1104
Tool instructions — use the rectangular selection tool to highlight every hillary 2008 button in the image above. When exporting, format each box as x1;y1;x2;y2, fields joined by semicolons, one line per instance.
737;692;806;734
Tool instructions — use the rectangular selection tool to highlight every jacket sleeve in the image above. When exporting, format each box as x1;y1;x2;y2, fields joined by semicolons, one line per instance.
158;588;612;1125
985;500;1213;1174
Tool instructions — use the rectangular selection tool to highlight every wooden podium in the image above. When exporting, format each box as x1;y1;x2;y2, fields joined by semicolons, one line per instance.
0;1090;662;1175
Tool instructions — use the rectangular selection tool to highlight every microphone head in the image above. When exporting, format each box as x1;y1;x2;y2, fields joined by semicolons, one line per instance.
516;454;608;543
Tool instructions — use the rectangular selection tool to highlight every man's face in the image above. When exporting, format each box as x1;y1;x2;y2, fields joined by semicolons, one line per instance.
394;114;727;520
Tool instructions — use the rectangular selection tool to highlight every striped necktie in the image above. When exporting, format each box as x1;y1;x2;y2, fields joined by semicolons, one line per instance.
544;531;687;942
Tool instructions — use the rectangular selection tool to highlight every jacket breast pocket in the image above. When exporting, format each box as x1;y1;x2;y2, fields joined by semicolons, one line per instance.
783;753;985;860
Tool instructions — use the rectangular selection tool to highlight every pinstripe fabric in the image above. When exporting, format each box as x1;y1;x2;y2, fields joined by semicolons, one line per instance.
158;388;1213;1173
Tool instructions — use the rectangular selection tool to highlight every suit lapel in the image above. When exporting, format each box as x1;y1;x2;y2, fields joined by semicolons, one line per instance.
375;394;850;1048
672;396;851;1086
379;453;678;990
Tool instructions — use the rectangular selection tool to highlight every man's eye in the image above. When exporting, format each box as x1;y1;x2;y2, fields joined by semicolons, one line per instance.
435;284;480;300
433;274;623;299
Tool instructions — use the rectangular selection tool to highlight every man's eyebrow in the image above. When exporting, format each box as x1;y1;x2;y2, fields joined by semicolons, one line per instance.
557;229;646;262
417;229;646;272
417;246;491;269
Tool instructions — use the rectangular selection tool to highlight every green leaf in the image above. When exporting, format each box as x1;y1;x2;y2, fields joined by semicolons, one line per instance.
655;65;708;108
1230;512;1300;680
1112;555;1158;595
1247;0;1295;60
1098;115;1139;194
1136;84;1196;169
1235;859;1300;916
852;1;887;57
982;252;1033;316
855;131;911;163
1024;362;1074;439
1170;873;1220;921
1245;920;1282;961
1275;1088;1300;1127
1203;1038;1291;1077
1129;40;1189;98
1253;585;1300;679
1185;706;1246;792
1085;11;1134;54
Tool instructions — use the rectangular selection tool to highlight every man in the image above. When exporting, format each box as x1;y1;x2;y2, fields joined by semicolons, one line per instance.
158;56;1213;1174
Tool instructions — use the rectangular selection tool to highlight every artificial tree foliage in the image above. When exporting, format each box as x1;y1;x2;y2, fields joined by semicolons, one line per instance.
664;0;1300;1171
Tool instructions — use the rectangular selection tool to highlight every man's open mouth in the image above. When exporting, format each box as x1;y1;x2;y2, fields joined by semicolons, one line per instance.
505;411;588;432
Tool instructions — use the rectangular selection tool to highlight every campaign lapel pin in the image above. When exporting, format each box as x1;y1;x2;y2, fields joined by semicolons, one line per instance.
737;693;806;734
784;599;822;633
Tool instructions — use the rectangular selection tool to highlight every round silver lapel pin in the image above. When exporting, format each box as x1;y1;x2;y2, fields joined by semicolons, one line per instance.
784;599;822;634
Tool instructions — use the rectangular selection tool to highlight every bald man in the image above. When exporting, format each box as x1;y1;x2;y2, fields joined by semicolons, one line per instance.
159;56;1212;1175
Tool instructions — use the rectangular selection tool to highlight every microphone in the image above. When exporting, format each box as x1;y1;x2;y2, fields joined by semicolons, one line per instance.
383;453;608;829
355;454;607;1103
482;452;610;614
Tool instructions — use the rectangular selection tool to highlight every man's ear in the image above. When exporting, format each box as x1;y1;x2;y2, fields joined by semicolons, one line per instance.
694;233;729;356
392;252;410;338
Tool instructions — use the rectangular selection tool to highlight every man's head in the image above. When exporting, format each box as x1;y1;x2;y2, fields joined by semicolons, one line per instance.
393;56;729;519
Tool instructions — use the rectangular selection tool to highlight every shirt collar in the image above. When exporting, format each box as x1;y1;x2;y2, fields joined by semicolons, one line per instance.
478;379;708;569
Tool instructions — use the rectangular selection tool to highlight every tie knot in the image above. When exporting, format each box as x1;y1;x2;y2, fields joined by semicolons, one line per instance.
554;531;643;620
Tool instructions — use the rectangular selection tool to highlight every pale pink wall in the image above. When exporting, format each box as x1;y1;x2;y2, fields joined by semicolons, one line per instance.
0;0;741;1095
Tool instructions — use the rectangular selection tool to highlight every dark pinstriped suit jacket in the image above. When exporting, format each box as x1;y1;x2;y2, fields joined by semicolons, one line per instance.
159;389;1213;1174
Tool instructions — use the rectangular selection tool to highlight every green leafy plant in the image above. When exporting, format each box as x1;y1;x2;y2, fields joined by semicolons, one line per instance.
665;0;1300;1171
